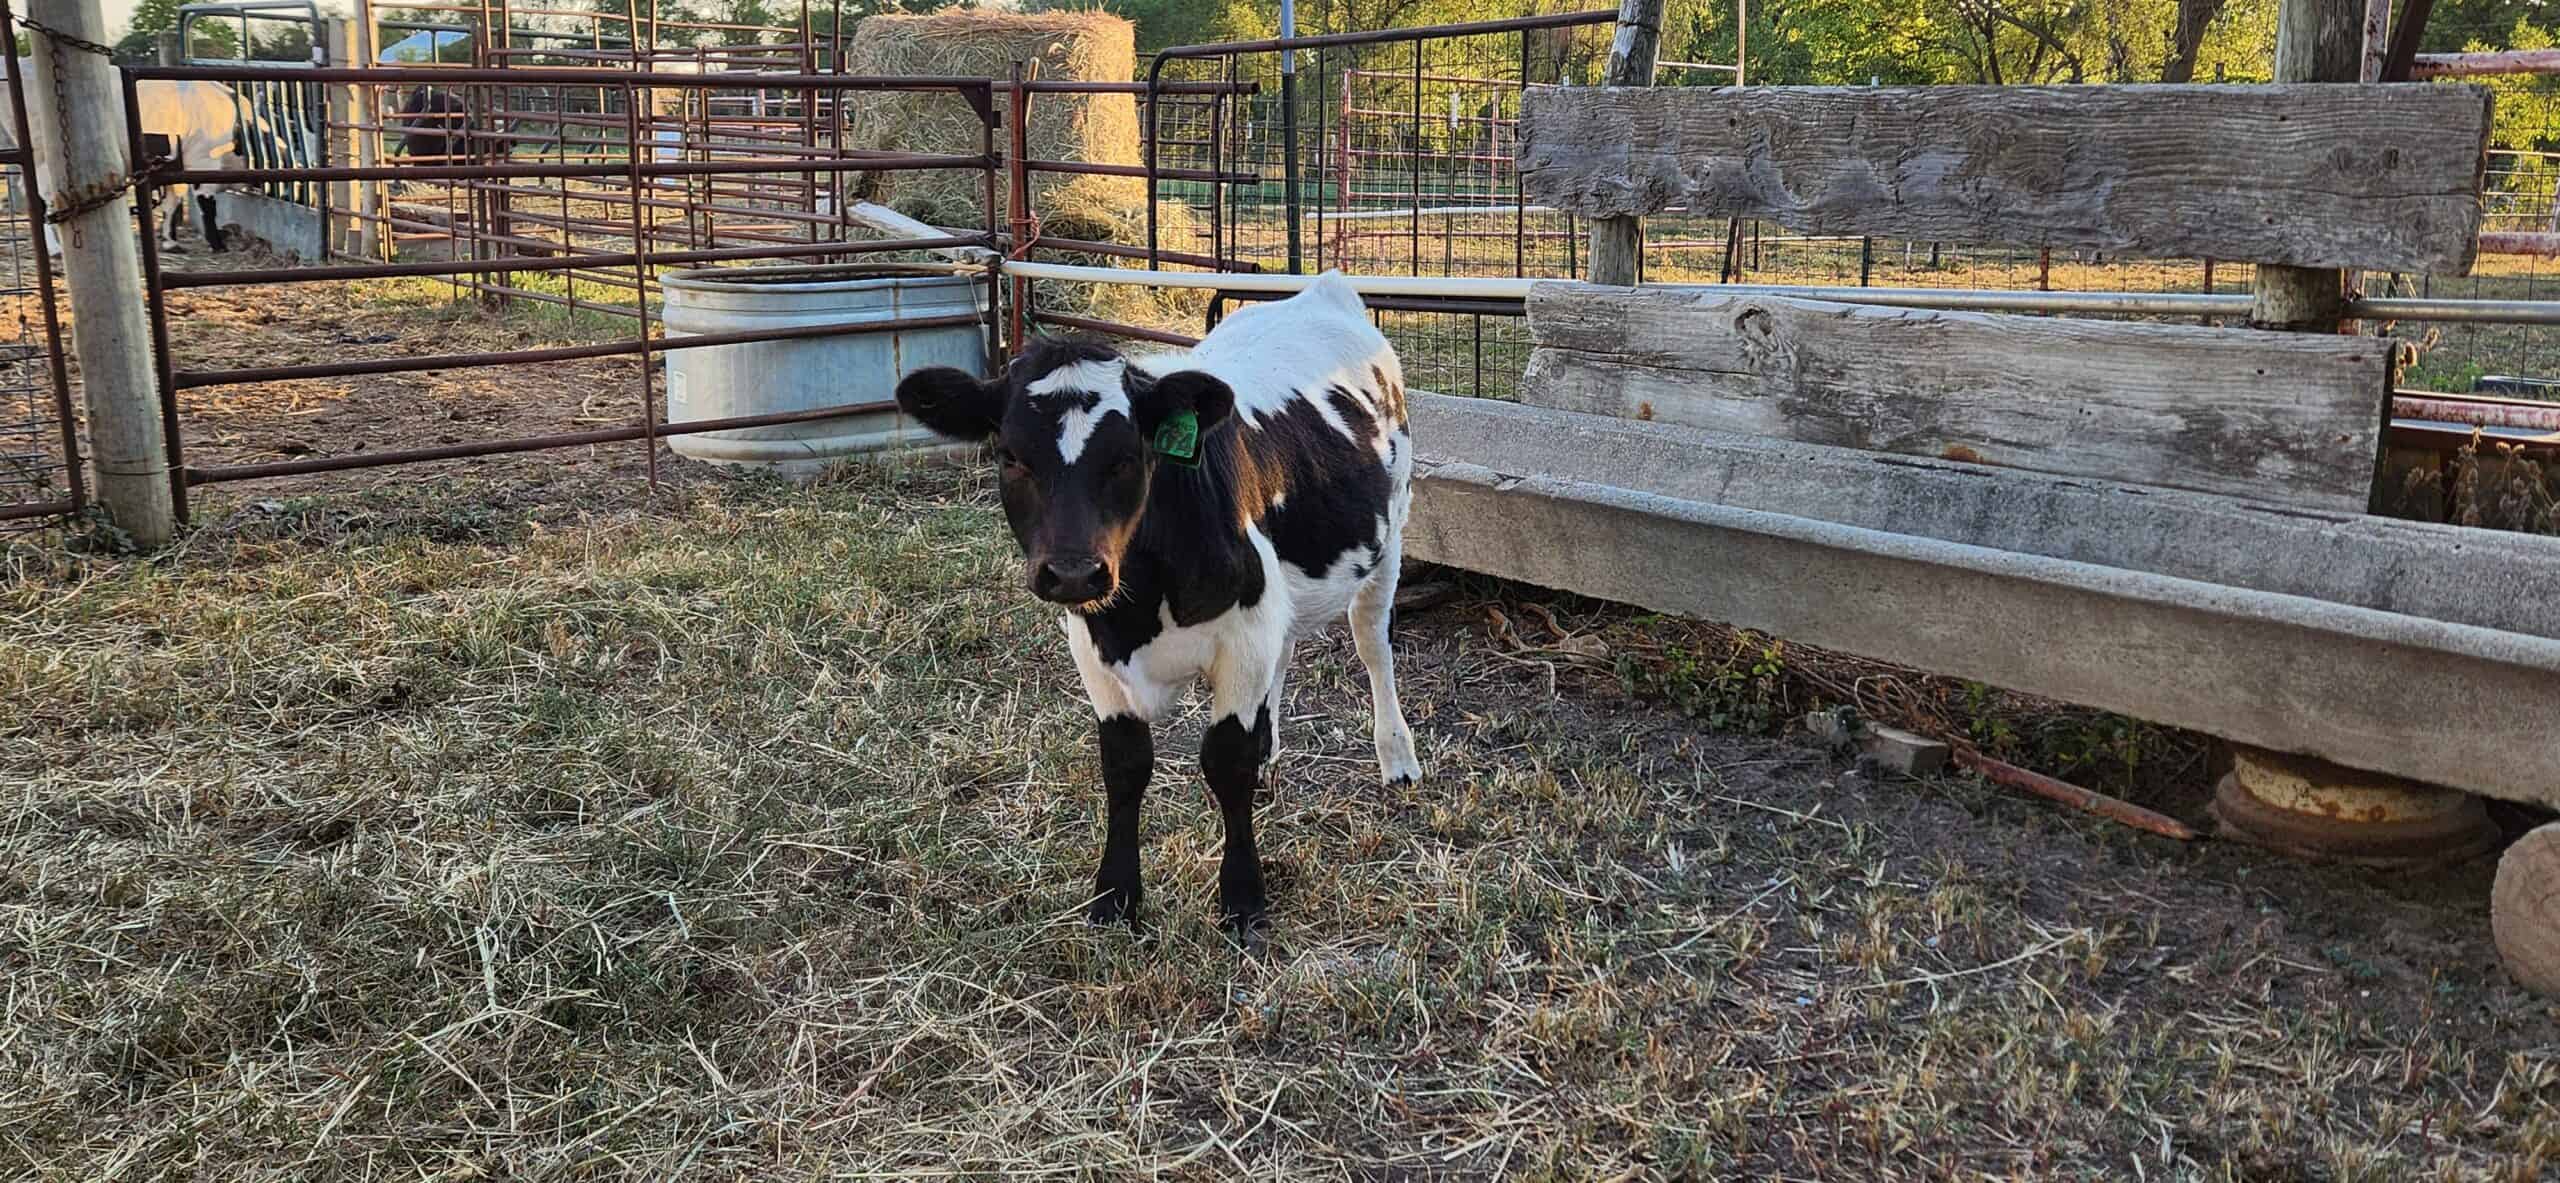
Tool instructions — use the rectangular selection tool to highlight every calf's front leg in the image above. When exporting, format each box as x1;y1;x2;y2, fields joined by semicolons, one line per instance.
1089;715;1151;926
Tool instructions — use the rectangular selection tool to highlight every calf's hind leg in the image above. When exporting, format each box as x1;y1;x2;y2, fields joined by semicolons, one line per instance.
1349;547;1422;786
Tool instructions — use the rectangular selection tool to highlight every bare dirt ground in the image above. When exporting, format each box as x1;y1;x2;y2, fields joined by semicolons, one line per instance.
1;241;2555;1179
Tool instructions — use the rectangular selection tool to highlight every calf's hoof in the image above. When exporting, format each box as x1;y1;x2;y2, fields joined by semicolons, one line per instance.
1219;905;1270;954
1086;882;1141;928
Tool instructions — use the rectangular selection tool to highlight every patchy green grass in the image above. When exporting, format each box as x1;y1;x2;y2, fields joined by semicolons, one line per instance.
3;465;2556;1179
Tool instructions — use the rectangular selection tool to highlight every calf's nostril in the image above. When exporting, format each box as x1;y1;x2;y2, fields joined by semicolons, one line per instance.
1034;556;1107;601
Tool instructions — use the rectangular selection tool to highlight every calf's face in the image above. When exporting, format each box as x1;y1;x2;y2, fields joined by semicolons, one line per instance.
896;343;1232;609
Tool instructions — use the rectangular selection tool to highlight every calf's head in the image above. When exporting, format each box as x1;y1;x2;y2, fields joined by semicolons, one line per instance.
896;340;1233;609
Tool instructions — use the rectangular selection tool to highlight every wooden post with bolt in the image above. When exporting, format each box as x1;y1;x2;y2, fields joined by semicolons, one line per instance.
25;0;175;548
1584;0;1662;287
2249;0;2360;332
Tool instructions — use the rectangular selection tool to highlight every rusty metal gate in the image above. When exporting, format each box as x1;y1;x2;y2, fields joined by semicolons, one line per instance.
0;4;85;532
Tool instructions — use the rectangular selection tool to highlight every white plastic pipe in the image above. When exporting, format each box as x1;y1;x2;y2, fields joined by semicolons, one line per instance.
998;259;1537;298
999;263;2560;326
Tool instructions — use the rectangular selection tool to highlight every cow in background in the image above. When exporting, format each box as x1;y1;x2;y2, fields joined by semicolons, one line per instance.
2;61;250;254
393;84;472;166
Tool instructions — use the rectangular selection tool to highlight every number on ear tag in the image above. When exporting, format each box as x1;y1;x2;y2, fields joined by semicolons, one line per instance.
1152;409;1200;467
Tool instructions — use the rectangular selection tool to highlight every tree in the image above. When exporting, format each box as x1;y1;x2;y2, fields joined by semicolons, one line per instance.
115;0;188;63
2158;0;2222;80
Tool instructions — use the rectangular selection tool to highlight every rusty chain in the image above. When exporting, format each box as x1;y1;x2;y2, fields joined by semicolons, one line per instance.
16;14;157;230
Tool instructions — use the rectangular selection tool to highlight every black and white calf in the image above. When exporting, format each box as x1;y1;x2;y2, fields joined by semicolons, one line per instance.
895;271;1421;933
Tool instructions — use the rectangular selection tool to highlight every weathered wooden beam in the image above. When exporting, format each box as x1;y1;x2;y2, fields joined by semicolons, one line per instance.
1521;284;2392;511
1414;391;2560;639
1519;82;2492;275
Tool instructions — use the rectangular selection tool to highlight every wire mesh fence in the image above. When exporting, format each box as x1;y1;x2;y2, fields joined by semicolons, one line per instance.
0;34;78;531
0;183;77;531
1116;11;1614;399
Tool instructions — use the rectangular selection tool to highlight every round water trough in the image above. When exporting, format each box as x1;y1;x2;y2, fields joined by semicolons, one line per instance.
658;262;987;475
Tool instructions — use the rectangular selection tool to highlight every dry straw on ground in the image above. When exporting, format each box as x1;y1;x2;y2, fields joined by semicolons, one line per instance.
3;457;2556;1179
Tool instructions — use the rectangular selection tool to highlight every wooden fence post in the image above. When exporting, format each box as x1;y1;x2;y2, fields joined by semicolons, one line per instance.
1584;0;1662;287
325;18;360;259
25;0;175;547
349;15;384;261
2250;0;2362;331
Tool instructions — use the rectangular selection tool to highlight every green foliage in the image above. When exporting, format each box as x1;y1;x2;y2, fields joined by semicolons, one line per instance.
1618;625;1795;734
1956;682;2172;793
2452;16;2560;228
1048;0;1265;50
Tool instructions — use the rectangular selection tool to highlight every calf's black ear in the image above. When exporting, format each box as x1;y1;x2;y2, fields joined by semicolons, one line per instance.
895;366;1005;441
1134;370;1235;436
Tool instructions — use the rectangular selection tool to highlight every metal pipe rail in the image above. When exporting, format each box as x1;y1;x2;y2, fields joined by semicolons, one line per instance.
132;65;999;90
172;311;989;389
999;262;2560;326
157;235;985;289
184;400;902;485
159;151;988;186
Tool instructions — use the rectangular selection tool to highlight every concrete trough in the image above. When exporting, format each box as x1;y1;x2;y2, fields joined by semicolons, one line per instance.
1406;393;2560;808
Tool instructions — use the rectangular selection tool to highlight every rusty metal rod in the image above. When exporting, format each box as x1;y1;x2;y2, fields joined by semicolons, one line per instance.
160;235;982;289
1025;158;1259;184
125;69;188;524
2388;422;2560;452
2394;392;2560;431
135;65;998;89
1150;7;1615;60
0;499;76;523
1954;748;2200;841
1021;235;1254;271
162;151;990;185
173;312;988;389
0;2;82;518
2480;231;2560;257
1008;60;1033;354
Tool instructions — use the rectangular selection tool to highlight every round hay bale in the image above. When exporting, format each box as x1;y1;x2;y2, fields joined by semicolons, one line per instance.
842;10;1141;221
838;9;1210;336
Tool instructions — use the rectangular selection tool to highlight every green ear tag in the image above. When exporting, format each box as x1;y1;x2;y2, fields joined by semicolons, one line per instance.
1152;409;1200;468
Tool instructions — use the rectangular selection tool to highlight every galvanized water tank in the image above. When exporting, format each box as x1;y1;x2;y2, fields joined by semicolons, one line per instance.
658;263;987;475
